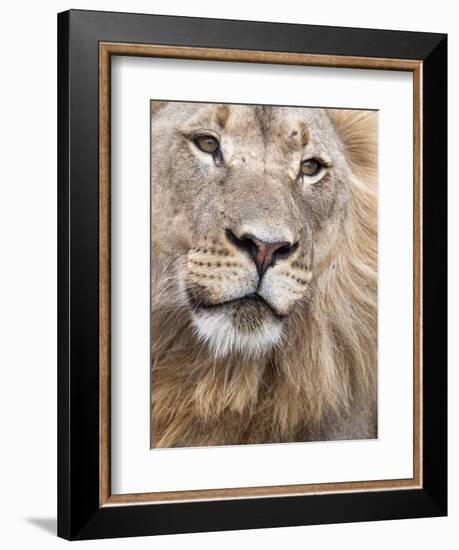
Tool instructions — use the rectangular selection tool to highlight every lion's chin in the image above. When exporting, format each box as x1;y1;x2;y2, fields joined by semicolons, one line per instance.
191;305;283;359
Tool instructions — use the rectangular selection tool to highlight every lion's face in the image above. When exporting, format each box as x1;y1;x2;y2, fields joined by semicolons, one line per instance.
152;103;354;357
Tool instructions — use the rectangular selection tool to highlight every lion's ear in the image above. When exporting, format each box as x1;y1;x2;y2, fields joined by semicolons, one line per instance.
329;109;378;177
151;101;169;115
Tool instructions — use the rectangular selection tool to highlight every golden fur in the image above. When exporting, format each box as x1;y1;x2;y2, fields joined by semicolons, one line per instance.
151;103;377;447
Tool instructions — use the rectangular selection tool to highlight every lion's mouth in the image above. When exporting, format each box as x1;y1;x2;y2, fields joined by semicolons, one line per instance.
189;291;285;321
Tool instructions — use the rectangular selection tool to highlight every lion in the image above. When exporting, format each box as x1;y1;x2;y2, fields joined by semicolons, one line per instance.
150;101;377;448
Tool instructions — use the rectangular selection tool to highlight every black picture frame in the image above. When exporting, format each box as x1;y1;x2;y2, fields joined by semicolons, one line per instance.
58;9;447;540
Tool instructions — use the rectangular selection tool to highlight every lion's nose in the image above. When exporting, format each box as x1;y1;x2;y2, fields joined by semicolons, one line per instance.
225;229;298;278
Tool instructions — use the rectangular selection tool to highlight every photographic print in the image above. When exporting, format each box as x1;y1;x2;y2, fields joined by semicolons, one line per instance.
150;100;378;448
59;12;447;538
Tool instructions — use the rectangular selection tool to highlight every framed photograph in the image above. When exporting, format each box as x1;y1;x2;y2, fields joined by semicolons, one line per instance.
57;9;447;540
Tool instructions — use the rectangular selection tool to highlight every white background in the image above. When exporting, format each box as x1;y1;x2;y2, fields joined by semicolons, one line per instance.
0;0;456;548
111;58;413;494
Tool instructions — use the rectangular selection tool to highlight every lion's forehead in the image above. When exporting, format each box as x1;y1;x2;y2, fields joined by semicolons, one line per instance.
181;103;335;154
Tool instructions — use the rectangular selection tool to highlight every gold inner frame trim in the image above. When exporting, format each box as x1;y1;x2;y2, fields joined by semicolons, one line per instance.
99;42;423;507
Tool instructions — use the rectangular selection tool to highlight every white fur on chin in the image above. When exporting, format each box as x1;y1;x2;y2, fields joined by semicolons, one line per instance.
191;310;283;358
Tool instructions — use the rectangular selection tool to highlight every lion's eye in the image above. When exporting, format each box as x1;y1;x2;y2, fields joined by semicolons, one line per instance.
195;135;220;154
301;159;322;177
